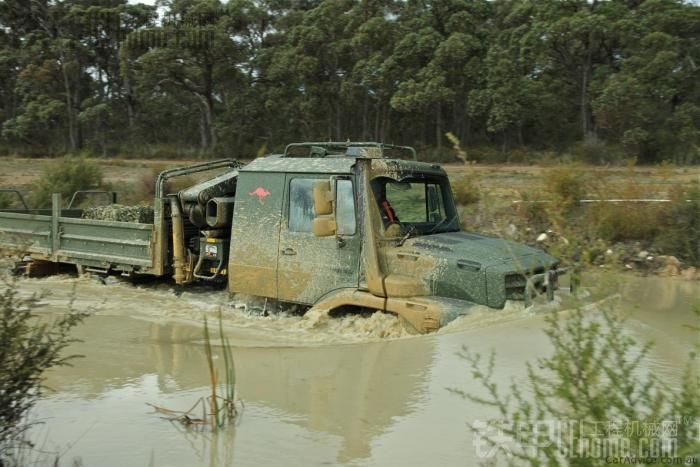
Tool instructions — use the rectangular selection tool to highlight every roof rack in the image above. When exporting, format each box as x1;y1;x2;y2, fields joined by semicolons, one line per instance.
282;142;417;160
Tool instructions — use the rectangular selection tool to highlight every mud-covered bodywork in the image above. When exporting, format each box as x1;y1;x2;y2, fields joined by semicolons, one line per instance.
393;232;559;309
226;146;563;333
0;142;563;333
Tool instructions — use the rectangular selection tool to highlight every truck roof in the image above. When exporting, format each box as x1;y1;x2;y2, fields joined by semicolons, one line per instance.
241;155;446;176
241;142;446;176
241;155;357;174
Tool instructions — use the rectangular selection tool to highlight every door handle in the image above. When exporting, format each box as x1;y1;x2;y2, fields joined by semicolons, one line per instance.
281;247;296;256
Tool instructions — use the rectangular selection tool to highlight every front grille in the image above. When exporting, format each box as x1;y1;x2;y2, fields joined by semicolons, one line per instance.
505;267;545;300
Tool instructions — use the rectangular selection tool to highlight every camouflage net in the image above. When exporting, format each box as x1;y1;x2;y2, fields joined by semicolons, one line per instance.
81;204;154;223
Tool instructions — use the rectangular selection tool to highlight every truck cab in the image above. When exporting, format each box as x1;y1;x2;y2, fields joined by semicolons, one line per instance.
216;142;563;332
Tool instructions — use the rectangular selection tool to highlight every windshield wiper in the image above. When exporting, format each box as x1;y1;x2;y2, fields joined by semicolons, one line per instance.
397;226;416;246
428;214;456;235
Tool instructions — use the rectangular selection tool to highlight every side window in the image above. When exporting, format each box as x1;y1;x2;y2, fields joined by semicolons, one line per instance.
288;178;316;232
335;179;356;235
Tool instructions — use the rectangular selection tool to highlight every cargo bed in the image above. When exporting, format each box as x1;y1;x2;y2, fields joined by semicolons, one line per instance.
0;194;159;275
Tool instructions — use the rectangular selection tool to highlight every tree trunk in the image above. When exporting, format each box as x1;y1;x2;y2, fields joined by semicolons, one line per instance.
190;92;215;151
374;101;381;141
199;106;208;150
517;121;524;146
202;62;216;151
59;51;78;152
362;91;368;140
124;70;135;131
463;115;470;146
206;95;216;149
436;102;442;150
581;30;597;143
335;103;341;140
384;106;391;142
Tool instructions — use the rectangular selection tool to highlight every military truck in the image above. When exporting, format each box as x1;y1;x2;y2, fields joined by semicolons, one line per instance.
0;142;566;332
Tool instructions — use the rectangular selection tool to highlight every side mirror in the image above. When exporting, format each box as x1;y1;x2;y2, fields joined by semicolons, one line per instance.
312;215;336;236
312;180;333;215
312;180;335;237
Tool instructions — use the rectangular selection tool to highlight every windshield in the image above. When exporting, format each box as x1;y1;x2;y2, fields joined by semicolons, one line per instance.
370;176;459;237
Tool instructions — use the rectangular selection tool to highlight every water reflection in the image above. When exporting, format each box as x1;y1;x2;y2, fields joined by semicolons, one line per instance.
40;316;435;466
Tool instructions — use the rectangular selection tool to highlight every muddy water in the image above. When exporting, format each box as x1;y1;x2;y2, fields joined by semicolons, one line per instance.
17;274;698;466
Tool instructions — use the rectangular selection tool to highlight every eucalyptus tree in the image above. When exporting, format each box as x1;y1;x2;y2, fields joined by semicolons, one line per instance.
389;0;491;149
125;0;244;152
593;0;700;163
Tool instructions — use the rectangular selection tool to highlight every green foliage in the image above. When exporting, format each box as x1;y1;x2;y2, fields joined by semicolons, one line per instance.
451;177;481;207
0;0;696;160
0;280;89;461
452;306;700;465
506;167;699;267
590;203;663;243
654;184;700;266
543;165;591;211
0;193;17;209
29;157;103;208
570;141;628;165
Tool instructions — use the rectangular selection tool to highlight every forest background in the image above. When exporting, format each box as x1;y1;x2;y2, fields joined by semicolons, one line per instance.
0;0;698;164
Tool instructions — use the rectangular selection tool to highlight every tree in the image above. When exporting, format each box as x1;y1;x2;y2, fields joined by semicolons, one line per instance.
126;0;243;152
593;0;700;162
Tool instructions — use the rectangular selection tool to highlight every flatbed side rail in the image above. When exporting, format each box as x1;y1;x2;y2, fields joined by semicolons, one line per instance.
0;194;155;273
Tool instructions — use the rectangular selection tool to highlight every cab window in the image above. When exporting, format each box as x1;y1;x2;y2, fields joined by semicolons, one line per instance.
288;177;357;234
335;179;356;235
288;178;316;232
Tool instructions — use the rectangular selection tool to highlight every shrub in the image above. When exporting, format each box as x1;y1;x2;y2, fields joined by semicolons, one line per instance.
584;177;664;243
655;184;700;266
466;145;508;164
452;176;481;206
0;279;89;463
570;141;627;165
588;203;662;243
452;305;699;465
0;192;21;209
418;146;459;163
29;157;103;208
543;165;592;211
513;191;554;232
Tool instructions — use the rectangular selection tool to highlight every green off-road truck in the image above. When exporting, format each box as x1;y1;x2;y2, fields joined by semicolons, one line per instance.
0;142;566;332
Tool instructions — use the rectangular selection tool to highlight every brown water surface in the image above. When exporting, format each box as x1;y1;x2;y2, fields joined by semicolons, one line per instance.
16;274;698;466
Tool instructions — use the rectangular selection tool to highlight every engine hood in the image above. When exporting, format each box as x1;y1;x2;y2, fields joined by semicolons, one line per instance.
404;231;556;270
388;231;559;308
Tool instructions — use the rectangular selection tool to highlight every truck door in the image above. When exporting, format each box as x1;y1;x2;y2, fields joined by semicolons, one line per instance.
228;172;284;298
277;174;361;304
